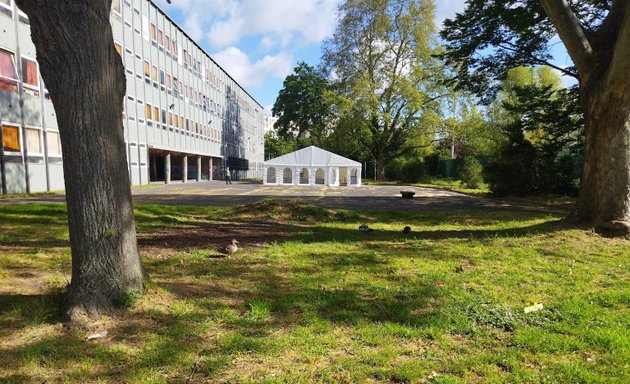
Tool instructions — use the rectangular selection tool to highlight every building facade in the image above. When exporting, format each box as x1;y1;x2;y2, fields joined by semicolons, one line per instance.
0;0;265;194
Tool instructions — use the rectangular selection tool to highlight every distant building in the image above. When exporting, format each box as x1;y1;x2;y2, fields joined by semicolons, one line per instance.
0;0;265;194
263;115;279;137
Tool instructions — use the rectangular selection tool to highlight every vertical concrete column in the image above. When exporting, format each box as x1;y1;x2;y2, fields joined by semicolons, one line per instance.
182;155;188;183
197;157;202;182
209;157;213;180
165;153;171;184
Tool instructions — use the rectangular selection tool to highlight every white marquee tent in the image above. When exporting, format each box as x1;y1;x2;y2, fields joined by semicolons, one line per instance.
263;146;362;186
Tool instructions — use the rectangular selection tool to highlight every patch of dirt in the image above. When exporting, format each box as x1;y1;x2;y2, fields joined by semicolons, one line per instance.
0;267;67;296
138;220;297;258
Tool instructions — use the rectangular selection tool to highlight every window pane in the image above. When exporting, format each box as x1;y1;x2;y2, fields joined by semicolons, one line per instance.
154;107;159;122
114;43;123;57
143;61;150;77
21;57;39;87
112;0;121;14
2;125;20;152
46;131;61;156
0;49;19;92
150;24;157;41
151;66;157;82
145;104;152;120
26;128;41;153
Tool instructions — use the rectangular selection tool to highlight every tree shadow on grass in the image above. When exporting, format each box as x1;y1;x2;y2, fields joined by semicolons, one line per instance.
294;217;570;244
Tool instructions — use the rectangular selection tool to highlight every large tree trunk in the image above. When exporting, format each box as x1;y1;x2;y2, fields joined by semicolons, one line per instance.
541;0;630;236
17;0;146;318
376;151;386;180
576;83;630;235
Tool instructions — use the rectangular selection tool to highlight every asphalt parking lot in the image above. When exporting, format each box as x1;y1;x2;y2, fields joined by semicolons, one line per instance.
127;180;529;212
1;180;547;212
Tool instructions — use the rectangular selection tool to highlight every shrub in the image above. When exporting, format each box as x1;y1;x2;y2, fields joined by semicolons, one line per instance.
385;157;426;183
458;157;484;189
400;158;426;183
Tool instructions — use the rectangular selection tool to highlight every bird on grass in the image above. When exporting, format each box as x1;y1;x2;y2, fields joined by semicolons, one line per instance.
402;226;412;234
218;239;239;256
359;224;374;232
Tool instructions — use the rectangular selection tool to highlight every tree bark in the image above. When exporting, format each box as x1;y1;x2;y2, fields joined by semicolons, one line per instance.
16;0;146;318
577;82;630;235
376;150;386;180
542;0;630;236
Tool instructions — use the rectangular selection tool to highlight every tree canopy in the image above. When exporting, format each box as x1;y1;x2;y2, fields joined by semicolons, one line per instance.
439;0;615;101
272;62;332;146
322;0;443;179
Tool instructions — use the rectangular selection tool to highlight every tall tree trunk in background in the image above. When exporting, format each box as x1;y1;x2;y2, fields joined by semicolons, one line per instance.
542;0;630;236
376;151;386;180
16;0;146;318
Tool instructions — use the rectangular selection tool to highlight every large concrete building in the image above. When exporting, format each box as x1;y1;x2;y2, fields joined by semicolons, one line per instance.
0;0;265;194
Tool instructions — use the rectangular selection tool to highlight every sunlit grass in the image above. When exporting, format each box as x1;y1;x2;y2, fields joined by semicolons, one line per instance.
0;201;628;383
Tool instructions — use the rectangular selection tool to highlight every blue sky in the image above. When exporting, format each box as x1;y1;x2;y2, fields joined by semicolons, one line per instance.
154;0;574;114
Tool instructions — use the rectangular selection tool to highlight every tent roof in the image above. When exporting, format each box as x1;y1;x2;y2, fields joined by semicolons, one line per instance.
264;146;361;167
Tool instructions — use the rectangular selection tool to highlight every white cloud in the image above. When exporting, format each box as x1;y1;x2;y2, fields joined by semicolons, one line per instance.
212;47;293;88
159;0;341;49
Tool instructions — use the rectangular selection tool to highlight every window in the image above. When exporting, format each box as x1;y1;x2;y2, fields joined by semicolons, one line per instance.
151;65;157;83
161;109;166;124
111;0;121;15
166;73;172;89
0;0;12;18
159;69;165;87
158;29;164;47
154;107;159;122
168;112;173;126
114;42;123;57
143;60;150;82
21;56;39;95
2;125;20;152
179;116;183;129
26;128;42;153
46;131;61;156
0;48;19;93
174;114;179;128
266;168;276;184
145;103;152;125
150;23;157;42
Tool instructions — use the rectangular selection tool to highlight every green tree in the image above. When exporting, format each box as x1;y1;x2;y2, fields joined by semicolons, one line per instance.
323;0;443;180
16;0;145;319
439;93;501;157
264;131;296;160
272;62;332;146
485;67;584;196
440;0;630;235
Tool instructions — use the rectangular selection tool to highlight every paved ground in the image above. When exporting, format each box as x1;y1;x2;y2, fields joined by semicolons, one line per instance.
1;180;546;213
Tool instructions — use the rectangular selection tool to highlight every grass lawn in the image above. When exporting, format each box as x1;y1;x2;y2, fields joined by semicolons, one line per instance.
0;200;628;383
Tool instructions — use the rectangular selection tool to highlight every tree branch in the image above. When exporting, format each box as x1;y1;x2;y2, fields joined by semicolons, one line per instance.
605;4;630;88
595;0;630;48
540;0;594;76
497;43;578;79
